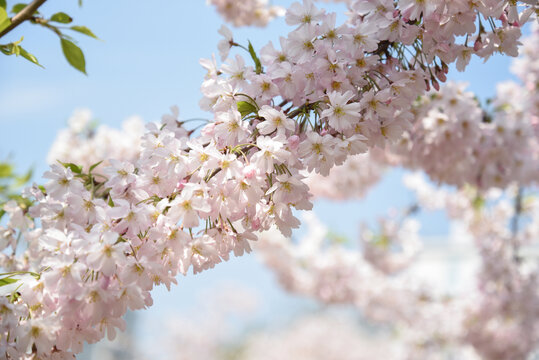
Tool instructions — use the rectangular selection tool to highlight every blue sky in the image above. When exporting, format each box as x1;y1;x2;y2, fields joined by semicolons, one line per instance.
0;1;528;356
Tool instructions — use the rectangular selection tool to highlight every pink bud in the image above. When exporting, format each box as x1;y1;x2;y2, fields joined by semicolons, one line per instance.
243;165;257;179
432;78;440;91
176;179;186;190
474;38;483;52
435;68;447;82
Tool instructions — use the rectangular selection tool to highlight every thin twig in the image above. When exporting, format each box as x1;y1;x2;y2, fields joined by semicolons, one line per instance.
510;186;523;263
0;0;48;39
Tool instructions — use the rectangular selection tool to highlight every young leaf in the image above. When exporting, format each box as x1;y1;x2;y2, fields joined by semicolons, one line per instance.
10;3;27;14
0;44;10;55
59;161;82;174
237;101;257;118
0;42;20;56
70;25;98;39
15;168;33;187
0;277;18;287
0;163;13;178
0;0;6;10
0;7;10;32
60;38;86;74
248;41;262;74
89;160;103;174
18;46;43;67
50;12;72;24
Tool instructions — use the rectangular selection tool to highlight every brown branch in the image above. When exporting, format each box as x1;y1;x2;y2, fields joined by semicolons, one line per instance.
0;0;48;39
510;186;523;263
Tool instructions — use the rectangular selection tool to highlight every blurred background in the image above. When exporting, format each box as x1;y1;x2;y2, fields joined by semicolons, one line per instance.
0;1;530;359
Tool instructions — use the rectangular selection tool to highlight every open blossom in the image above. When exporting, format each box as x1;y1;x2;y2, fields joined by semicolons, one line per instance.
217;25;234;61
286;0;325;26
251;135;291;173
321;91;362;131
3;200;33;231
257;105;295;136
87;232;129;277
43;164;84;199
168;184;211;228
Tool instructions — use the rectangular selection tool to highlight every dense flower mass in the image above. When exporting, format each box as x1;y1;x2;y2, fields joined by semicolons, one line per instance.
0;0;538;358
304;152;386;199
257;176;539;359
208;0;285;27
47;109;145;175
390;80;539;189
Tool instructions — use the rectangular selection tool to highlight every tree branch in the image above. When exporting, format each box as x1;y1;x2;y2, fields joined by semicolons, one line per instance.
0;0;48;39
510;186;523;263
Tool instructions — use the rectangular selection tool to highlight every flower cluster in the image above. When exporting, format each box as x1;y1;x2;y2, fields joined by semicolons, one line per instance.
207;0;285;27
257;176;539;359
390;81;539;189
0;99;315;357
256;211;471;359
0;0;537;358
47;109;145;175
142;286;402;360
304;152;386;200
252;25;539;357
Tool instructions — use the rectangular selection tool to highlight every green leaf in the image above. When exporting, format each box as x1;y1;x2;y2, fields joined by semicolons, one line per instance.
0;44;11;55
473;196;485;210
60;38;86;74
115;236;127;244
15;168;33;187
248;41;262;75
0;7;10;32
1;36;24;57
18;46;43;67
0;0;6;10
0;277;18;287
237;101;257;118
0;163;13;178
70;25;98;39
0;209;5;220
50;12;72;24
10;3;26;14
89;160;103;174
59;161;82;174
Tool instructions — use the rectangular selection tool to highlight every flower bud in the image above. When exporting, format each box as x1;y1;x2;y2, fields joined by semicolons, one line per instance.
474;38;483;52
